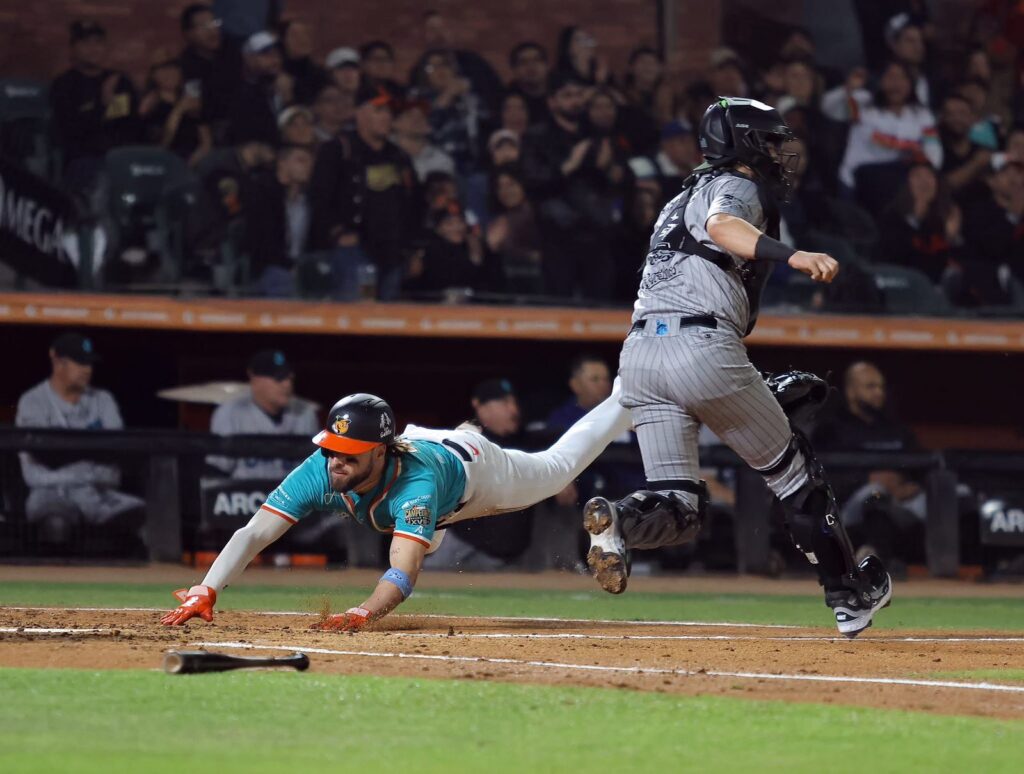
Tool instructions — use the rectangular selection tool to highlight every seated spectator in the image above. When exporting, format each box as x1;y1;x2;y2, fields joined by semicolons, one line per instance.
15;333;145;548
411;49;485;174
611;186;660;302
406;201;483;293
243;144;315;296
939;93;992;206
629;120;698;206
521;71;614;299
555;26;612;94
139;49;212;166
50;21;139;190
178;3;242;129
427;379;533;570
992;125;1024;170
278;105;316;148
460;129;521;226
224;31;290;145
827;60;941;213
325;47;361;99
959;77;1003;150
507;42;551;127
813;361;925;569
309;82;418;300
279;19;327;105
311;83;352;142
485;166;544;293
876;162;962;287
619;46;675;157
192;140;276;256
207;349;318;479
360;40;405;101
884;12;937;107
391;100;456;182
708;48;750;98
409;9;503;117
488;130;520;168
498;91;531;139
962;158;1024;292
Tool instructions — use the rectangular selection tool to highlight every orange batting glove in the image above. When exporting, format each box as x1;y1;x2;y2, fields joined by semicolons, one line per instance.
311;606;372;632
160;585;217;626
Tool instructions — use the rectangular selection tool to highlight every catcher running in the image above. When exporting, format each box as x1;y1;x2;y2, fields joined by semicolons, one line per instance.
161;389;631;630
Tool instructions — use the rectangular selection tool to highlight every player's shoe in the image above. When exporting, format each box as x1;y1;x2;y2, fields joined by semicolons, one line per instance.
825;555;892;638
583;497;629;594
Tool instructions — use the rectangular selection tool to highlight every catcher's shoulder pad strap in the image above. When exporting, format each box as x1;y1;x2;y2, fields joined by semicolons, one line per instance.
763;370;830;422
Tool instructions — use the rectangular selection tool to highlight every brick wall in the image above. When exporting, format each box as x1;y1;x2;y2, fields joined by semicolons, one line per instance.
0;0;717;88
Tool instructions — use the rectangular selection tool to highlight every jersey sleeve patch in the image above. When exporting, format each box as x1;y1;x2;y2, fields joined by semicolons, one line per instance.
391;490;439;542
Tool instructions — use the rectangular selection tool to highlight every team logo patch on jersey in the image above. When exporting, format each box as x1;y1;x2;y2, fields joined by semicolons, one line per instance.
333;417;350;435
403;505;432;526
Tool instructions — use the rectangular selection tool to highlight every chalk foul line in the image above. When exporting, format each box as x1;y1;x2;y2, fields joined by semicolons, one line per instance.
192;640;1024;695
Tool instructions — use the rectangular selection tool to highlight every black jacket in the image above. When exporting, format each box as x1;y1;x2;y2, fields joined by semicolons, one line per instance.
50;68;139;165
308;131;418;268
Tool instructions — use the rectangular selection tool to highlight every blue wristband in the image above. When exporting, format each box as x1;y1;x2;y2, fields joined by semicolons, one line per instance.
381;568;414;599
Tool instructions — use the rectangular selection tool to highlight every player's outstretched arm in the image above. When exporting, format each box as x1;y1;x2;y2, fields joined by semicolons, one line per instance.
313;535;427;632
160;507;293;625
706;213;838;283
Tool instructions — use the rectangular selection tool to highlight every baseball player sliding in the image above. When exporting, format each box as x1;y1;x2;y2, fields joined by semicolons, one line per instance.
584;97;892;638
162;389;632;630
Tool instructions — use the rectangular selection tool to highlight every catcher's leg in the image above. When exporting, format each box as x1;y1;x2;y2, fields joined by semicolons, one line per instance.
584;400;705;594
757;430;892;637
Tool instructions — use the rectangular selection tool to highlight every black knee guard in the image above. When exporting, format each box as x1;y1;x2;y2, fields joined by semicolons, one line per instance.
616;479;707;551
774;431;858;587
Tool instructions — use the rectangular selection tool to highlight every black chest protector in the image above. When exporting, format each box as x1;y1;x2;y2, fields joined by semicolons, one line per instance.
649;167;780;336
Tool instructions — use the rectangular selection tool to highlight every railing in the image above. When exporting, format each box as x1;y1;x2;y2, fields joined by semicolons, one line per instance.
1;427;1021;574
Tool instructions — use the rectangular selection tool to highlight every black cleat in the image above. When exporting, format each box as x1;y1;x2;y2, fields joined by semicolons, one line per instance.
825;556;893;638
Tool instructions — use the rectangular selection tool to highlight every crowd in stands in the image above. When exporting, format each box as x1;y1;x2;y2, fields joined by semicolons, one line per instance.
3;3;1023;310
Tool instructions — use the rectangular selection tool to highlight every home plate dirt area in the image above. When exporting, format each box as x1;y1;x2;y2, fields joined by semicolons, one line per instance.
3;606;1024;719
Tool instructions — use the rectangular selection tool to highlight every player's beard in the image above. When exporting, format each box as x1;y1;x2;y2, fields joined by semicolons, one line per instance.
329;464;374;494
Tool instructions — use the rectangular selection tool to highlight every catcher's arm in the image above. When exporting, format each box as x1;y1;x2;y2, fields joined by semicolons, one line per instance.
161;507;293;625
313;534;427;631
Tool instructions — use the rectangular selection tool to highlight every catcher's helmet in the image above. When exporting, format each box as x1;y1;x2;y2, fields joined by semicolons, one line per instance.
698;96;798;199
313;393;396;455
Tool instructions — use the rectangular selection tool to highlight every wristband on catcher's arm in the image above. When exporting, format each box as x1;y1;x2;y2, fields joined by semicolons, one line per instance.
754;234;796;263
380;568;414;599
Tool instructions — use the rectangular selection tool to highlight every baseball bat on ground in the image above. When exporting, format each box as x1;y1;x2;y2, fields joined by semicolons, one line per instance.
163;650;310;674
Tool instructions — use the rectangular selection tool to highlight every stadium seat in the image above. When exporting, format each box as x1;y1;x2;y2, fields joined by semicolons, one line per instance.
101;146;201;288
0;78;55;180
863;262;955;316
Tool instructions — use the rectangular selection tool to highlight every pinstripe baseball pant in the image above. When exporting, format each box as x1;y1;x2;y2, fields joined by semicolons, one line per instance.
618;319;809;509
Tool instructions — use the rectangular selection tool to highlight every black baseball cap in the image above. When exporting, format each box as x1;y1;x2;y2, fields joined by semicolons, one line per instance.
51;332;99;365
472;378;515;404
248;349;293;380
70;20;106;44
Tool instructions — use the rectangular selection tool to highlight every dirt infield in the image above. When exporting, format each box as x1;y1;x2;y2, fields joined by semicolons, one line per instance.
2;567;1024;719
3;606;1024;719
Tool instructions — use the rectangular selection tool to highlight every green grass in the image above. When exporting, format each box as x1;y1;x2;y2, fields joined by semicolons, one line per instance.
0;668;1021;774
2;580;1023;631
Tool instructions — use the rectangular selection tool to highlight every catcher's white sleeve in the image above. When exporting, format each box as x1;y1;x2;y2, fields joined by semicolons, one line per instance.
201;507;292;591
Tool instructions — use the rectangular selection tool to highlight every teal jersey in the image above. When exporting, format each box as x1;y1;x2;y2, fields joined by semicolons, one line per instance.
263;440;467;547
